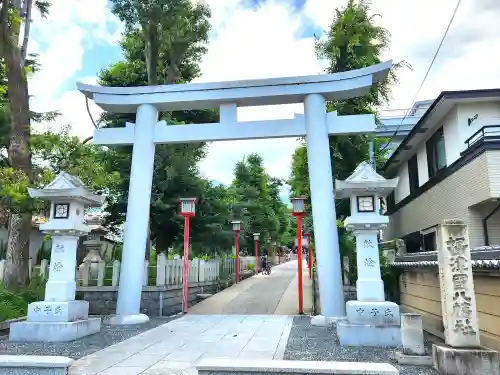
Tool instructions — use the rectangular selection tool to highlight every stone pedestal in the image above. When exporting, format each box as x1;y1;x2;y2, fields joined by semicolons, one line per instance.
337;300;401;347
432;220;500;374
10;237;101;342
432;345;499;375
9;172;104;342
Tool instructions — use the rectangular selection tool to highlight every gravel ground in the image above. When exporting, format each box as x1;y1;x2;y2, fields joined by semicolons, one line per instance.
0;315;179;359
284;316;439;375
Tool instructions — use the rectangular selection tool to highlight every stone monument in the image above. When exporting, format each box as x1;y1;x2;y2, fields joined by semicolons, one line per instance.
9;172;104;342
335;161;401;347
432;220;499;375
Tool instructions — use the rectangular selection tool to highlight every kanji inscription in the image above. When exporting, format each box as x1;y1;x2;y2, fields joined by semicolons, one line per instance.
55;243;65;253
356;308;364;316
445;233;477;338
370;308;380;317
52;261;64;272
363;239;374;248
364;258;375;267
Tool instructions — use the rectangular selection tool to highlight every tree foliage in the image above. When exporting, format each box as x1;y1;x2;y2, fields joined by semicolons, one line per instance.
289;0;409;220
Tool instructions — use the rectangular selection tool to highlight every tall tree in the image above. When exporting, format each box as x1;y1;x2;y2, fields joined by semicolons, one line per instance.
99;11;216;254
0;0;52;285
289;0;408;219
230;153;289;254
105;0;212;259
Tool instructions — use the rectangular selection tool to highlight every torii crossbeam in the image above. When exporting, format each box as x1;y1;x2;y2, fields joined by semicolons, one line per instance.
78;60;392;325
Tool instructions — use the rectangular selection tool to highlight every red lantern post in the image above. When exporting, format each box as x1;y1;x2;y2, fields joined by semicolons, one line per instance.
232;220;241;283
273;242;277;265
306;232;312;279
253;233;260;273
291;196;306;314
180;197;196;314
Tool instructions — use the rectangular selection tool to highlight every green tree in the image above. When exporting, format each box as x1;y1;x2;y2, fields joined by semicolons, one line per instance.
229;153;290;254
110;0;211;85
289;0;408;219
0;0;56;286
98;10;216;255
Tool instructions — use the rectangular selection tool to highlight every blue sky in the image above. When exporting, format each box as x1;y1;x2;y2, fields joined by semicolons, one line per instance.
69;0;321;90
28;0;500;199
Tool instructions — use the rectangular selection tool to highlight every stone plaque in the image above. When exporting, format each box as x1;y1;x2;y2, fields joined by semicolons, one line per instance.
436;220;480;348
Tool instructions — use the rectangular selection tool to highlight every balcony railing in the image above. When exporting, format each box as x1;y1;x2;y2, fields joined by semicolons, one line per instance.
464;125;500;150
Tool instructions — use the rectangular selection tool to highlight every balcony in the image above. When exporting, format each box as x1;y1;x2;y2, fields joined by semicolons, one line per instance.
463;125;500;155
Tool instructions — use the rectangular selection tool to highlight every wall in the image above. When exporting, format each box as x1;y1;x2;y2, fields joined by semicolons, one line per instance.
77;272;253;316
400;269;500;351
386;152;494;248
392;101;500;204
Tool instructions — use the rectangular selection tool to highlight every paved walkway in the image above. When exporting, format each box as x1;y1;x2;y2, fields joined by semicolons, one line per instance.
70;260;311;374
189;259;313;315
70;315;293;375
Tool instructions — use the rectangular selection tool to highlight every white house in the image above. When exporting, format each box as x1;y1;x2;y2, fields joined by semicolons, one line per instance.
381;88;500;252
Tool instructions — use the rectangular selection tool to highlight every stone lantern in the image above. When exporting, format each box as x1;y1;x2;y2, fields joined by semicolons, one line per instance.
334;161;400;347
9;172;105;342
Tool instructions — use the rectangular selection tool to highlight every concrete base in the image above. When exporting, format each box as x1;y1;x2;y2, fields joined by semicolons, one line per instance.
9;317;101;342
310;315;347;327
337;322;401;347
346;300;400;326
27;300;89;322
432;344;500;375
197;358;399;375
396;352;432;366
107;313;150;325
0;355;73;375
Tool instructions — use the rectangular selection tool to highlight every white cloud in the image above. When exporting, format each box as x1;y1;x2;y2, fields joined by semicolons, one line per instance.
28;0;121;136
28;0;500;188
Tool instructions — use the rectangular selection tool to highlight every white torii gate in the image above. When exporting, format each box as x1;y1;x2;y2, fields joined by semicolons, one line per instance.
78;60;392;325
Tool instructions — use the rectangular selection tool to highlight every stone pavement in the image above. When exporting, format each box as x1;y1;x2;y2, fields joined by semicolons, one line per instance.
189;259;312;315
68;260;310;374
70;314;293;375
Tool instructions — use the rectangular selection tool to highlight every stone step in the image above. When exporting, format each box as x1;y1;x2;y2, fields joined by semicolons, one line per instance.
197;358;399;375
0;355;73;375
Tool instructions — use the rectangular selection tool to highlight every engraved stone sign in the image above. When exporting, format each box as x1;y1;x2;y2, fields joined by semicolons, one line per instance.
436;220;480;348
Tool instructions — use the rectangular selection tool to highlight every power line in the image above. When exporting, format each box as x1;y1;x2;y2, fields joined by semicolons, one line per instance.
379;0;462;153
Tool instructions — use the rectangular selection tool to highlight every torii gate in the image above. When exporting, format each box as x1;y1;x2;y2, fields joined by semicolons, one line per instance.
78;60;392;325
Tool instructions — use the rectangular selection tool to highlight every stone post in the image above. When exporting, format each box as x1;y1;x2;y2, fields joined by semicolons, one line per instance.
156;253;166;286
432;220;499;375
342;256;350;286
396;313;432;366
112;260;120;286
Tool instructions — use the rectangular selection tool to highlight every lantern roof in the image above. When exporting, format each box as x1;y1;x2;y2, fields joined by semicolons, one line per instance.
335;161;399;199
180;197;197;202
28;172;105;206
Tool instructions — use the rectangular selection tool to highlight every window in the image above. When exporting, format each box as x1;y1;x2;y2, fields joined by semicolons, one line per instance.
426;127;447;178
421;226;437;252
422;231;437;252
408;154;419;194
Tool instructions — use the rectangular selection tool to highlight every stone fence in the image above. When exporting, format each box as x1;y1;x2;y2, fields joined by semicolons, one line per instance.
0;254;258;287
0;255;286;317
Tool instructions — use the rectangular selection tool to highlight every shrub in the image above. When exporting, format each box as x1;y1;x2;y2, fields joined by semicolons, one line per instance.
0;276;46;322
